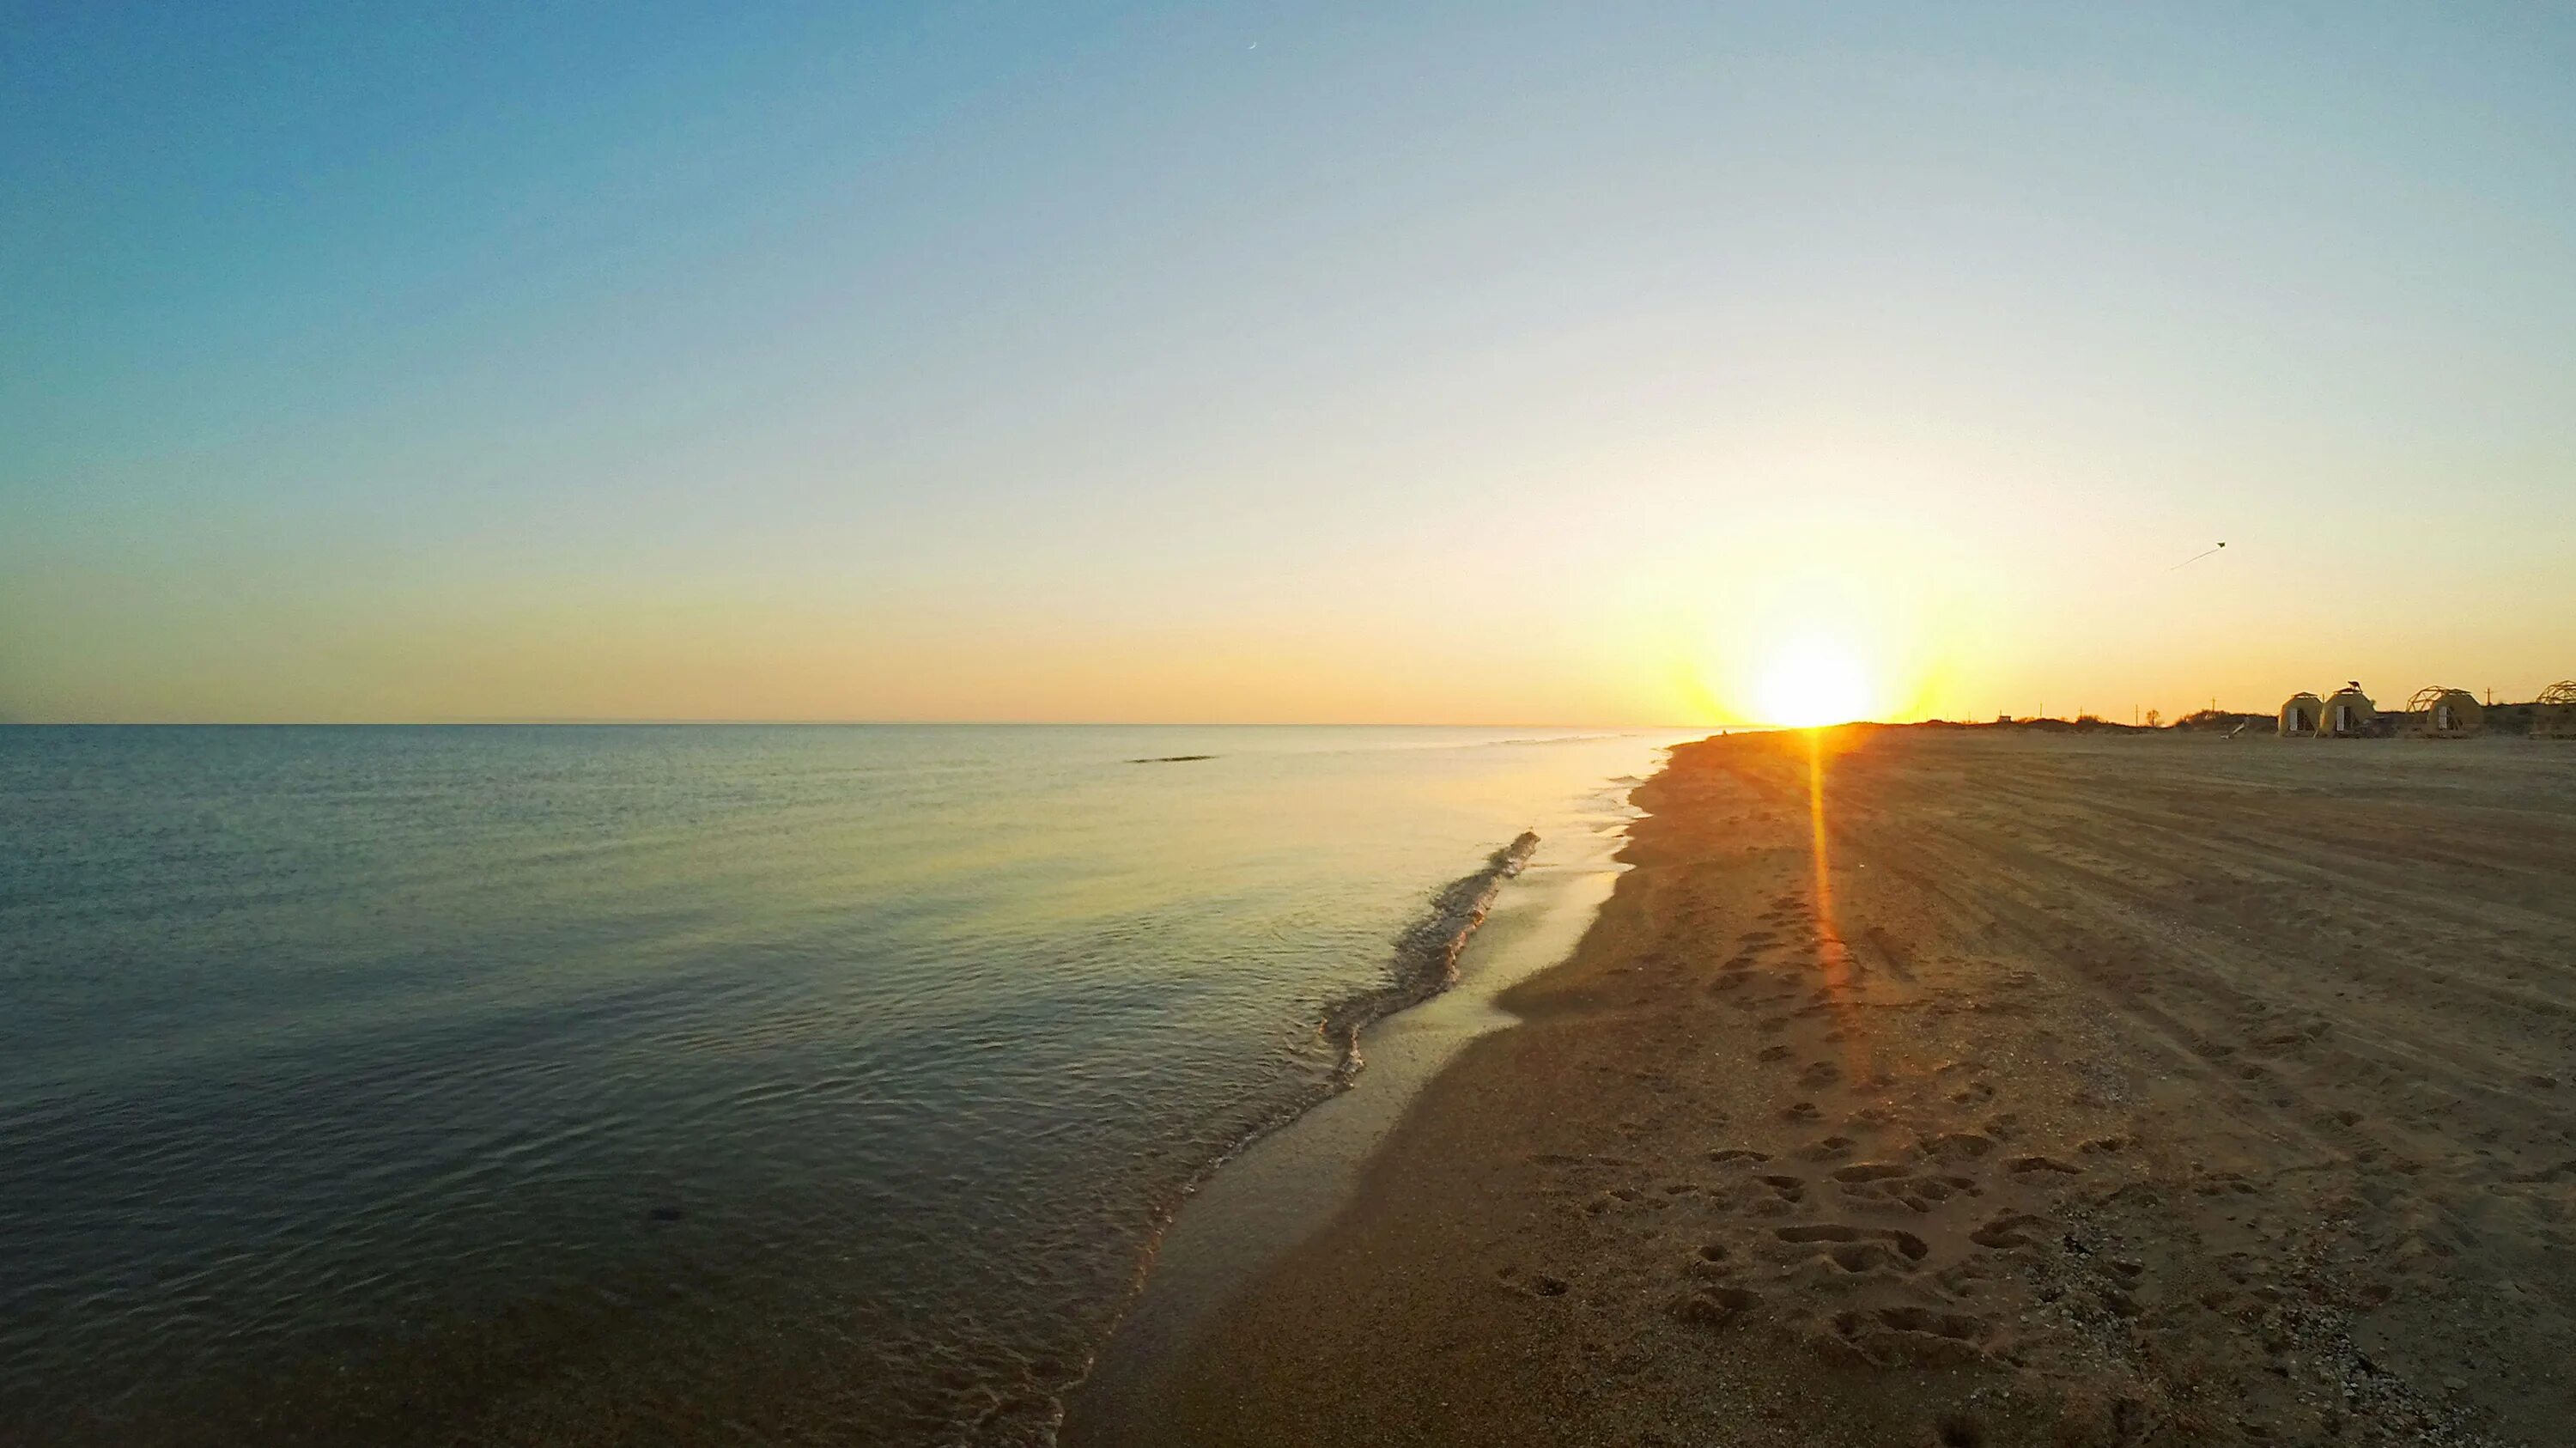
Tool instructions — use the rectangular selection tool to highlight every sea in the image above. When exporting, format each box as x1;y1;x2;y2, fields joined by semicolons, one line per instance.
0;724;1689;1446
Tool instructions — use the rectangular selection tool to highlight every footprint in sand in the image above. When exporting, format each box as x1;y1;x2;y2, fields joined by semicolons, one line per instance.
1758;1174;1807;1204
1825;1241;1902;1272
1910;1174;1979;1203
1668;1284;1761;1329
1923;1132;1999;1161
1824;1309;1999;1360
1496;1266;1569;1298
1830;1161;1909;1183
1865;1306;1986;1340
1826;1307;1997;1368
1970;1212;2048;1250
1776;1222;1929;1262
2007;1154;2082;1176
1685;1242;1734;1278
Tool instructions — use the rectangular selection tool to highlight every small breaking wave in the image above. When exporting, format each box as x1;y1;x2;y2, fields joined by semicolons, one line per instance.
1316;830;1540;1078
1045;830;1547;1440
1045;826;1589;1442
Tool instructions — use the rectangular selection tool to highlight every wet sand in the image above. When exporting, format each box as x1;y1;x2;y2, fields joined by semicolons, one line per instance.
1066;727;2576;1448
1064;803;1638;1440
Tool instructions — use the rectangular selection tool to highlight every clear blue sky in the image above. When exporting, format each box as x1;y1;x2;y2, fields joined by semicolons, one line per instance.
7;3;2573;722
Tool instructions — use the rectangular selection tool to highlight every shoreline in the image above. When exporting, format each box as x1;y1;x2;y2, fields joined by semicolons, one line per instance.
1061;788;1649;1441
1072;727;2576;1448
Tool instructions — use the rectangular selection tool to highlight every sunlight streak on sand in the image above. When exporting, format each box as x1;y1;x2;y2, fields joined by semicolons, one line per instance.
1804;729;1873;1084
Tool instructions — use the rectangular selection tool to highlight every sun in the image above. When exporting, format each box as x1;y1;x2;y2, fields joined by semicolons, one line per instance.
1753;636;1873;727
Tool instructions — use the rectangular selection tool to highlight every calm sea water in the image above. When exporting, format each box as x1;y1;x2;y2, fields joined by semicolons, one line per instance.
0;725;1681;1446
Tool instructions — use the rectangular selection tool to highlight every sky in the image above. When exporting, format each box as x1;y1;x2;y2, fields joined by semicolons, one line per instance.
5;2;2573;725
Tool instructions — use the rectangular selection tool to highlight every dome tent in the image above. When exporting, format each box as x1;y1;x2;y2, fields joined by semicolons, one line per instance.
2277;692;2322;737
2319;684;2376;738
2407;686;2482;739
2536;682;2576;740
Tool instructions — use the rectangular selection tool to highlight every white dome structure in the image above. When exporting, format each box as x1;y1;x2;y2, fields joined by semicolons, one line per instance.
2319;684;2376;738
2278;692;2322;737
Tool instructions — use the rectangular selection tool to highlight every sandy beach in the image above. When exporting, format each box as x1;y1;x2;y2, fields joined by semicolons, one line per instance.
1068;727;2576;1448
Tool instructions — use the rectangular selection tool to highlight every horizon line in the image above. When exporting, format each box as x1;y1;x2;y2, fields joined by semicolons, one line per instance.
0;717;1744;730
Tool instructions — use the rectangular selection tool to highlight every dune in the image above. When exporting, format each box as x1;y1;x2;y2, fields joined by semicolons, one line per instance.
1071;727;2576;1448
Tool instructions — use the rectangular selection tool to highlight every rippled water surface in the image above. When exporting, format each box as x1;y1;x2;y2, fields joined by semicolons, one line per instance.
0;725;1680;1445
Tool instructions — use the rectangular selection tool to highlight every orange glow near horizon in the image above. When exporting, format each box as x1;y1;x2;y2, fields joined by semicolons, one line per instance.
1756;636;1874;727
1681;547;1947;728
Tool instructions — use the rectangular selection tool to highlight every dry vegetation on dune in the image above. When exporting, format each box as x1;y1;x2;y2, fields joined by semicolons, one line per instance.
1081;729;2576;1448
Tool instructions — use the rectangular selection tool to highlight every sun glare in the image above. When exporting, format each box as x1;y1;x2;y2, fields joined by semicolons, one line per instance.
1754;638;1873;727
